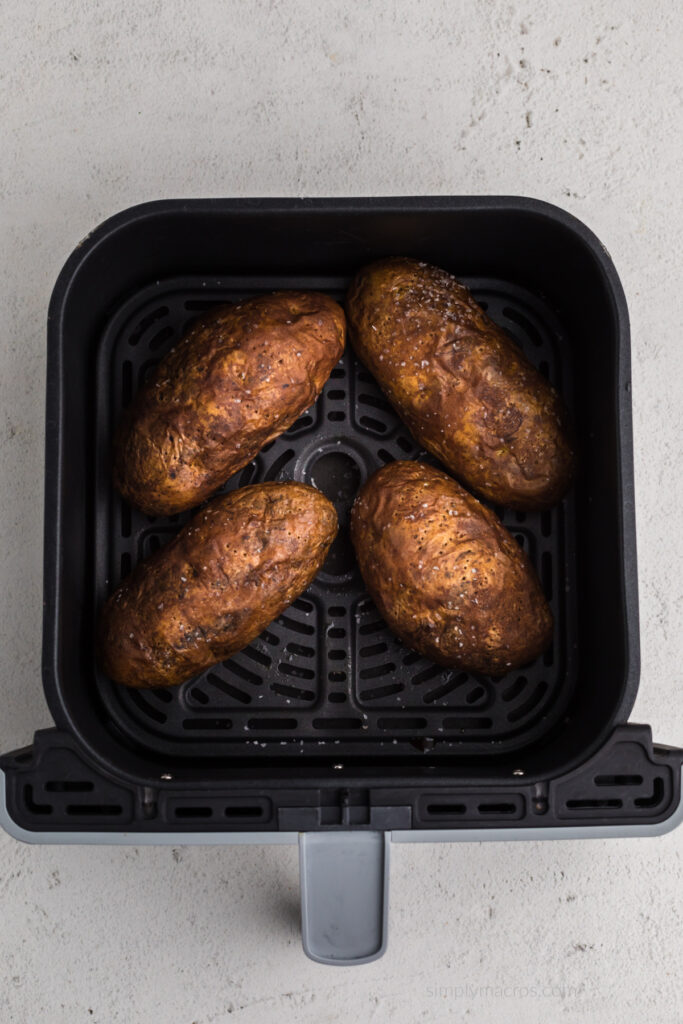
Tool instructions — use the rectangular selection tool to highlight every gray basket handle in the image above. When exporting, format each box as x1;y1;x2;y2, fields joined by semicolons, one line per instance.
299;831;390;964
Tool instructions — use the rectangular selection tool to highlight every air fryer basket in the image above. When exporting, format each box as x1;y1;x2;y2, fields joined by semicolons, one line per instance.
94;275;576;760
1;198;681;965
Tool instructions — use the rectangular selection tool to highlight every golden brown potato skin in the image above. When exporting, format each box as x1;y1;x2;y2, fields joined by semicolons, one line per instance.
98;482;337;688
350;461;552;675
113;292;346;516
347;258;573;509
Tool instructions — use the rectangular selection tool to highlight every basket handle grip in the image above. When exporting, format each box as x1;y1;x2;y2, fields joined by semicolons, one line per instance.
298;830;390;965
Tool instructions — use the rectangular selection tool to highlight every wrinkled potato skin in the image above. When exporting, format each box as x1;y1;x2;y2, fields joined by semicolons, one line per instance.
113;292;346;516
347;258;573;509
98;483;337;688
350;461;552;675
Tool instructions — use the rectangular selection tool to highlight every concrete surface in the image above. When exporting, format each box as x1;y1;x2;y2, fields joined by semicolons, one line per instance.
1;1;681;1021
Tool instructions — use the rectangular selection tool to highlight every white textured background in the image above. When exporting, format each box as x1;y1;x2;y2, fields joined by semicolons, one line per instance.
1;2;682;1022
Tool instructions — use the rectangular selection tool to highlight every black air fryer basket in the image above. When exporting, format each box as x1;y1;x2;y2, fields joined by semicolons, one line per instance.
2;198;681;965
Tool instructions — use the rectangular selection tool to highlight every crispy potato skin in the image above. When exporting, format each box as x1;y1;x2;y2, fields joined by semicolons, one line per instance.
350;461;552;674
347;258;573;509
113;292;346;516
98;482;337;688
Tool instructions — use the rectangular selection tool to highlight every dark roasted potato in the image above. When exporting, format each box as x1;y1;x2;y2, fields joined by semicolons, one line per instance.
113;292;346;516
347;258;573;509
98;482;337;687
350;461;552;675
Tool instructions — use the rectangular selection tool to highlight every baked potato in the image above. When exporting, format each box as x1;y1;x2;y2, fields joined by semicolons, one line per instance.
113;292;346;516
350;461;552;675
98;482;337;688
346;258;573;509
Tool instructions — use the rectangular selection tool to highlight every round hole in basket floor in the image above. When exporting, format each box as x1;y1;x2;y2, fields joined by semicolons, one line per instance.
309;451;362;508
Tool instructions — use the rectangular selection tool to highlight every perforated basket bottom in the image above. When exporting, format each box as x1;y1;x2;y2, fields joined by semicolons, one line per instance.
93;275;577;759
